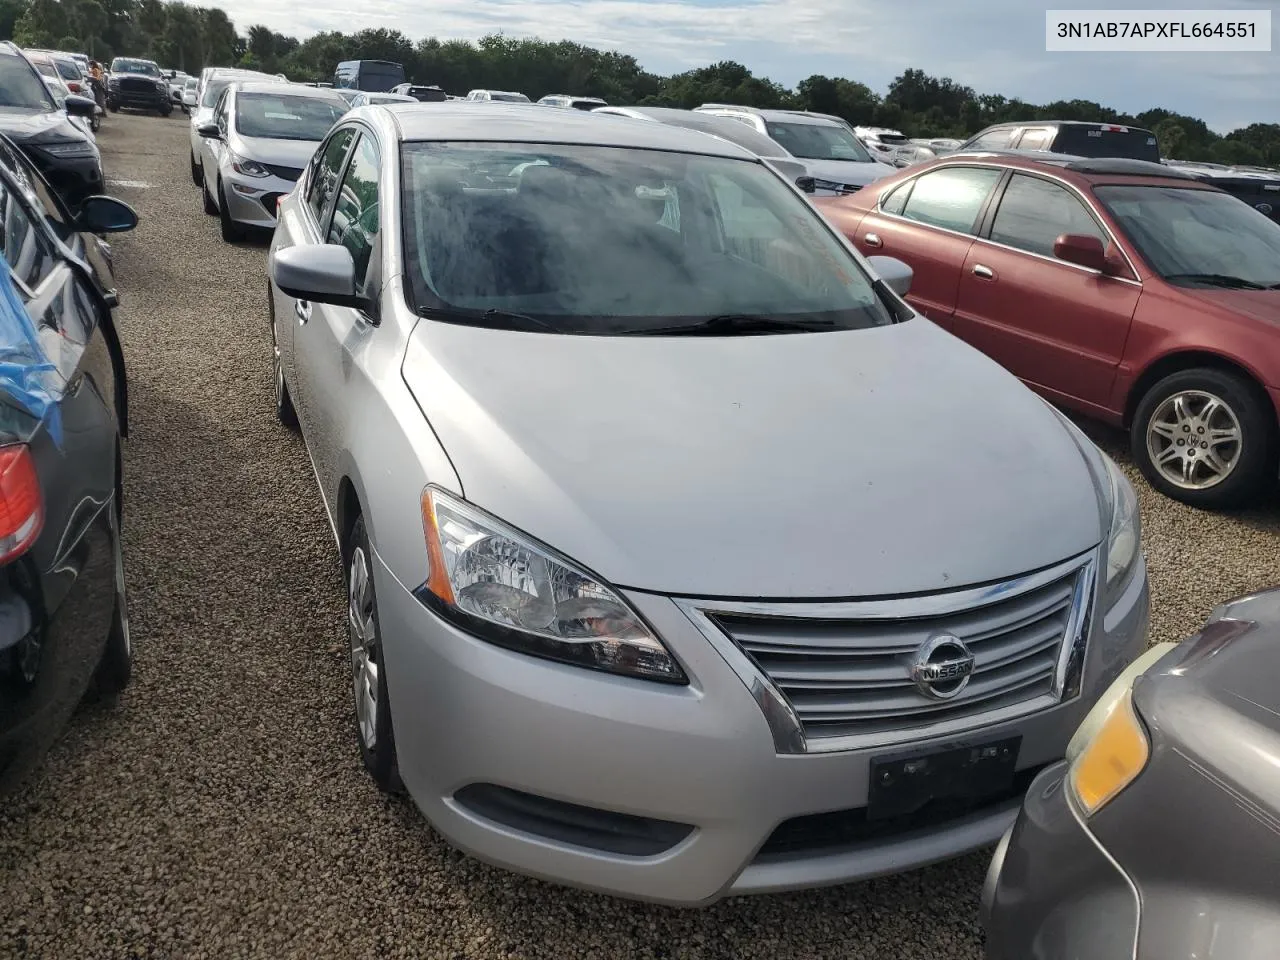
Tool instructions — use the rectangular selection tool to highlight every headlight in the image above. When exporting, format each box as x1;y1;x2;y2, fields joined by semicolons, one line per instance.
230;152;270;178
37;140;96;159
1101;453;1141;608
154;80;167;91
1065;640;1176;815
418;486;686;683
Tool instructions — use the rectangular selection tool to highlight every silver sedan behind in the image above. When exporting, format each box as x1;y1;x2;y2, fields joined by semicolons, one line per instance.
197;82;346;241
264;103;1150;906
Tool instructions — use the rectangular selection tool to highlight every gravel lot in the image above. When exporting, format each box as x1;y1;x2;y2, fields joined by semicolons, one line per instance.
1;110;1278;959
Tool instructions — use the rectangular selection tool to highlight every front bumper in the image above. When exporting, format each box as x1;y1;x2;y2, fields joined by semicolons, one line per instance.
981;761;1140;959
373;544;1150;906
108;86;169;109
219;167;296;230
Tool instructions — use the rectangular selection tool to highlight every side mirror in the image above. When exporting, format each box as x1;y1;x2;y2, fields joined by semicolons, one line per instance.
867;255;913;297
182;92;197;107
795;176;816;194
271;244;366;310
64;94;96;119
1053;233;1108;272
78;195;139;233
196;122;221;139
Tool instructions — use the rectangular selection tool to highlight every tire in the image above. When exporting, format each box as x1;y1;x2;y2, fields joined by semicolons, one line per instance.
87;493;131;701
218;180;245;242
190;151;201;186
159;101;172;117
345;514;402;793
201;176;217;215
270;298;299;430
106;99;119;113
90;113;100;133
1130;367;1277;510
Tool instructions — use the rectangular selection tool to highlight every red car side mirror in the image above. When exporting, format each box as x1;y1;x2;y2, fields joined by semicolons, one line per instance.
1053;233;1108;272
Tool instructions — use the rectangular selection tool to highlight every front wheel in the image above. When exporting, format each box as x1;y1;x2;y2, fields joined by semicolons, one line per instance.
106;99;119;113
90;113;101;132
190;151;201;186
346;514;402;793
218;181;245;241
1130;367;1277;509
270;303;299;430
159;102;172;117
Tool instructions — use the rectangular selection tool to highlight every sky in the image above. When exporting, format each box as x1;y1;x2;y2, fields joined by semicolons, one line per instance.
212;0;1276;133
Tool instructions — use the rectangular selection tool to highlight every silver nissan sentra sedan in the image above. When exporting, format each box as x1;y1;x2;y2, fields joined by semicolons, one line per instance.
265;103;1151;906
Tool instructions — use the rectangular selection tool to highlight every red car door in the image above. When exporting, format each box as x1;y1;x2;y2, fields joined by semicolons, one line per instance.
831;166;1003;331
824;168;1003;337
952;172;1142;414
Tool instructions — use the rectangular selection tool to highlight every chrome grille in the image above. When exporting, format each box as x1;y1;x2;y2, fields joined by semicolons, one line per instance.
700;554;1094;749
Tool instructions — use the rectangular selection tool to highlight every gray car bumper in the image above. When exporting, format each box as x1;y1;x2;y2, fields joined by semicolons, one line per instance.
981;761;1140;959
372;547;1149;906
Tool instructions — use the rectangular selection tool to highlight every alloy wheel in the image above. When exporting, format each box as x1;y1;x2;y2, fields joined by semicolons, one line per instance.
271;318;284;412
1145;389;1243;490
348;545;379;751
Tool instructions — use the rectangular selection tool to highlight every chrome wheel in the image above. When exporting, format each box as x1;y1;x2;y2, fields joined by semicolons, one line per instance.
1146;390;1242;490
348;546;378;751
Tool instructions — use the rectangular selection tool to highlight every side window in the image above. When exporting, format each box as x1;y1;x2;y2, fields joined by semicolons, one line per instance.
900;167;1002;233
0;176;55;292
880;181;911;216
35;272;98;380
1016;128;1054;152
326;134;380;298
989;174;1106;258
307;127;356;226
215;90;230;134
967;129;1014;150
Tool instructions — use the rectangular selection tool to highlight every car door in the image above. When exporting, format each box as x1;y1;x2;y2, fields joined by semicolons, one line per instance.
847;165;1003;330
292;127;379;496
952;172;1142;412
201;88;230;199
276;125;356;441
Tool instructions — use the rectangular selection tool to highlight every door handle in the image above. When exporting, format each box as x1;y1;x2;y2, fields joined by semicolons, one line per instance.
295;299;312;325
864;232;883;248
972;264;995;279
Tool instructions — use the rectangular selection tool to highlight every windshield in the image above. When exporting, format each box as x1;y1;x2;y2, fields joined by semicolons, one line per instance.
400;142;895;334
491;92;529;102
764;121;874;163
1054;126;1161;162
112;58;159;76
1096;184;1280;287
54;60;80;82
235;93;345;141
202;78;233;107
0;58;55;110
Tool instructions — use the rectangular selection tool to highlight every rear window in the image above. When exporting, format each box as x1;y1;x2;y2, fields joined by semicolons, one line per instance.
491;92;529;102
1052;125;1160;162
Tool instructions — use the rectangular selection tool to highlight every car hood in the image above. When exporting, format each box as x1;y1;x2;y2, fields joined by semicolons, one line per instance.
1179;287;1280;327
401;317;1105;598
800;157;895;187
0;108;81;143
234;135;321;168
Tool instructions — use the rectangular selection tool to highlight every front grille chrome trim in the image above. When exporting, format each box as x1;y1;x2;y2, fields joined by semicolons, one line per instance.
674;549;1099;756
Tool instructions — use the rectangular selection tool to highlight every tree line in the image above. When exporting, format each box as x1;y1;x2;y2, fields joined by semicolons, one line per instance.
5;0;1278;168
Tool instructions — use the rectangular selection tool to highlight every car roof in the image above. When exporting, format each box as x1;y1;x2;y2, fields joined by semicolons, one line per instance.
234;81;342;99
381;103;756;158
601;106;789;156
918;150;1218;187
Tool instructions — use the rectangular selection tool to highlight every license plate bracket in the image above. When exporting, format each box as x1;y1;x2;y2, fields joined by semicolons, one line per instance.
867;735;1021;821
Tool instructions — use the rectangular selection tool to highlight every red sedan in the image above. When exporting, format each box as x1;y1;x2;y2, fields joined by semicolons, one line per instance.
815;154;1280;509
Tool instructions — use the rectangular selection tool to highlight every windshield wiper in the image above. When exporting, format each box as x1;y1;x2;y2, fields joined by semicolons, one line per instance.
623;314;839;337
418;306;559;332
1163;273;1267;290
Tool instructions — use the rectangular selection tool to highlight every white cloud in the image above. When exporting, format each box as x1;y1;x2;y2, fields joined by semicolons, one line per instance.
213;0;1278;131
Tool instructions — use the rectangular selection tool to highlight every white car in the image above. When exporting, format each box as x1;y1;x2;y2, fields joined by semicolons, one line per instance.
464;89;530;103
537;94;607;110
187;68;285;187
196;81;348;240
695;105;894;193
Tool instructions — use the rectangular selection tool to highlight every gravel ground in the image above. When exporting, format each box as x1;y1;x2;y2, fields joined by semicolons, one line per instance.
1;110;1279;959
